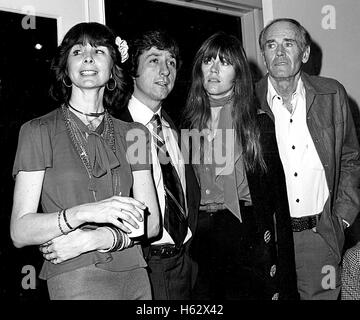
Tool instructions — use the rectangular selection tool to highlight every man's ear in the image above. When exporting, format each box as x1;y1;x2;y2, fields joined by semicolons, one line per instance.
302;46;310;64
261;52;268;70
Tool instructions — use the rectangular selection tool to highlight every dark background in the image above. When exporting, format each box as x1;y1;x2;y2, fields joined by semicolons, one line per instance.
105;0;241;123
0;0;241;300
0;10;57;300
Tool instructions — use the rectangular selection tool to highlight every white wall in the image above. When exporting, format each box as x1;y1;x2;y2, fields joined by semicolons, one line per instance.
262;0;360;111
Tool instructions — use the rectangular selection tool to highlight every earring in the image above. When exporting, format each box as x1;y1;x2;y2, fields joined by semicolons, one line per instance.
106;77;117;91
62;77;72;88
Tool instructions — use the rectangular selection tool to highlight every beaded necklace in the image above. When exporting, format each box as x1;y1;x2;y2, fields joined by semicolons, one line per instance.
61;105;116;179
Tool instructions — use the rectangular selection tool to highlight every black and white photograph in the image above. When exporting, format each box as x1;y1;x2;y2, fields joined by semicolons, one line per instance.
1;0;360;310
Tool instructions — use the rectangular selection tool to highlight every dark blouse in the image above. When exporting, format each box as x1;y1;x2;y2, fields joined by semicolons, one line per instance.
12;107;151;279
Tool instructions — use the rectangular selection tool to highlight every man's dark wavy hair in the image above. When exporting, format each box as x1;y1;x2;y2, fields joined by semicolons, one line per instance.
128;29;181;78
49;22;133;113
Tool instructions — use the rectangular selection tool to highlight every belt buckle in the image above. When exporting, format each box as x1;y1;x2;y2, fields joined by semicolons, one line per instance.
155;244;177;258
163;246;176;258
160;245;169;257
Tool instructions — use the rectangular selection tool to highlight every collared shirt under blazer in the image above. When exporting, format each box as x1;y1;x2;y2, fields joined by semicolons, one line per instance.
128;96;192;245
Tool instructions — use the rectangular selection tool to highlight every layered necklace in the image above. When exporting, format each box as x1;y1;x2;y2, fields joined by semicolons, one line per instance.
62;105;115;178
68;102;105;131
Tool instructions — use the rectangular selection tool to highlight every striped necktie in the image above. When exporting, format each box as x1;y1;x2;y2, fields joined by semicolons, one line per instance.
150;114;187;248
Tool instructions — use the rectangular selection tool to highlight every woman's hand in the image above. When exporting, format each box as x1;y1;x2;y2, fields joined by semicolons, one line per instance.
72;195;146;233
132;170;161;239
40;229;89;264
39;227;113;264
11;170;146;247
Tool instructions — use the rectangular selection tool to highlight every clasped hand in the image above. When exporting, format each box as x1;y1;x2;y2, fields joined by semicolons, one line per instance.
40;195;145;264
78;194;145;232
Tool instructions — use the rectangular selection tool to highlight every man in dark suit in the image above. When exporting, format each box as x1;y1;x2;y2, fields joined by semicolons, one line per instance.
255;18;360;299
118;30;200;300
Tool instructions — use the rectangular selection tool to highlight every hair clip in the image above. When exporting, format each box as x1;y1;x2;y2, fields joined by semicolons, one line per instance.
115;36;129;63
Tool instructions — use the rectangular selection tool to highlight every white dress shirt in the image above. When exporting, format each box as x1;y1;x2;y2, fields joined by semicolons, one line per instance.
128;95;191;244
267;78;329;218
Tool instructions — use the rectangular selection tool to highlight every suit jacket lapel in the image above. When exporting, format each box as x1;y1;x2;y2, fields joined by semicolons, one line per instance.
256;75;275;121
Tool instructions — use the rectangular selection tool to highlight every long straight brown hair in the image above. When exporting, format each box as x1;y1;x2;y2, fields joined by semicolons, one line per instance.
182;32;266;172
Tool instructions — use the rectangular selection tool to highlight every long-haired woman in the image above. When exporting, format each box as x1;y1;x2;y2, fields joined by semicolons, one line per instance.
182;32;298;300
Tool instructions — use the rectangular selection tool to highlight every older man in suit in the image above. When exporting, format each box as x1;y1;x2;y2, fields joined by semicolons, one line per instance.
118;30;199;300
255;18;360;299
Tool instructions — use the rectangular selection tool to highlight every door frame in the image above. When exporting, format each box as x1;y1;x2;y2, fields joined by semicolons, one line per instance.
149;0;266;73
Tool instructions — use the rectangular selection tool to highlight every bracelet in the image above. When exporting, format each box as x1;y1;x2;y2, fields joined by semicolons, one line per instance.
112;228;124;251
62;209;73;231
57;210;69;235
97;227;135;253
121;233;134;250
98;227;117;253
110;228;132;252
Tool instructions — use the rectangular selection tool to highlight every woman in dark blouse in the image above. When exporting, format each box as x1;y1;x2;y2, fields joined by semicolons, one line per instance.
10;22;160;300
182;32;298;299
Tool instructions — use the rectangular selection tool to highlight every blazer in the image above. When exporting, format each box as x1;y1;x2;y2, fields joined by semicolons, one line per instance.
255;71;360;261
117;107;200;243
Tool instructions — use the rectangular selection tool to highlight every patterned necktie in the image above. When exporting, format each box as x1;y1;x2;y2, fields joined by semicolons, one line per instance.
150;114;187;248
